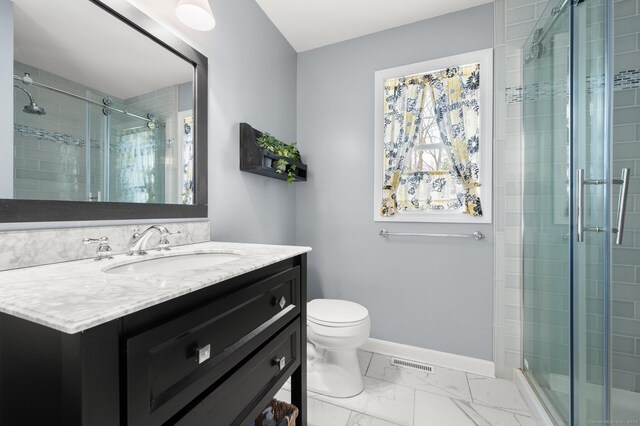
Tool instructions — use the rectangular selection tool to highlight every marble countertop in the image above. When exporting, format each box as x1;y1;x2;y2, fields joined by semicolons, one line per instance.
0;241;311;334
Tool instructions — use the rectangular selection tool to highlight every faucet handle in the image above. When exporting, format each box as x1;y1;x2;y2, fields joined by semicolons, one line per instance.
83;236;113;261
128;227;142;247
158;230;181;251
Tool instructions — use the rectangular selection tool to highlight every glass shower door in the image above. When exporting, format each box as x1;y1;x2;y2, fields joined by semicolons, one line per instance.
572;0;612;425
522;1;572;423
523;0;612;424
572;0;610;424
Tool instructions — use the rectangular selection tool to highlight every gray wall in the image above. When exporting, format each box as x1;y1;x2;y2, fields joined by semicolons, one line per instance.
296;4;495;360
207;0;297;245
0;0;13;199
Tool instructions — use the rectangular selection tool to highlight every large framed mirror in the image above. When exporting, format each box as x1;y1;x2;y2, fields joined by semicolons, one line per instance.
1;0;208;222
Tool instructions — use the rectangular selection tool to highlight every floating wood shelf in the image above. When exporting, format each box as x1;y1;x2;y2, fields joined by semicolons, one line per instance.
239;123;307;182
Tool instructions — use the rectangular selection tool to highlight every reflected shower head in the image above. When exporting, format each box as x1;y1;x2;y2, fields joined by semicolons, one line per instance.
23;102;47;115
13;85;46;116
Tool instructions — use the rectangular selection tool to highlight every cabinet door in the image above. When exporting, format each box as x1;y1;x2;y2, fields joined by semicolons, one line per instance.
126;267;300;425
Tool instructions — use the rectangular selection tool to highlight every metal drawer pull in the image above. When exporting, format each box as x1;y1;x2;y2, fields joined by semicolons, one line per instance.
613;168;630;245
273;356;286;371
195;344;211;365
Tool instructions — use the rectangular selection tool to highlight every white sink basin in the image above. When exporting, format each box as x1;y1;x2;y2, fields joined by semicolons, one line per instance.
104;252;241;276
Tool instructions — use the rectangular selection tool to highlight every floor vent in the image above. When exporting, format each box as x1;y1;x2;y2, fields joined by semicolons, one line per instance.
391;357;434;373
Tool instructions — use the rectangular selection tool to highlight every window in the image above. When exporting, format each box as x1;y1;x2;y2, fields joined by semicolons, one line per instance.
373;49;493;223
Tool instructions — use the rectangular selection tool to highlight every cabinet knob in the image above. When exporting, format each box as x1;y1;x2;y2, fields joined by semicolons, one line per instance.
195;344;211;365
278;296;286;309
273;356;286;371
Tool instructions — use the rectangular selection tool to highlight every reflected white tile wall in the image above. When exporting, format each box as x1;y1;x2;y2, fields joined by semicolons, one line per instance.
0;220;210;271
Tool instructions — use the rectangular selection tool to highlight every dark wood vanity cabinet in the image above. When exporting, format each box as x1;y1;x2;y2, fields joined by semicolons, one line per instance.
0;255;307;426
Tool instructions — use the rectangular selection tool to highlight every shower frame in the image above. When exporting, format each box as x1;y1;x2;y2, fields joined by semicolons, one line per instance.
520;0;630;424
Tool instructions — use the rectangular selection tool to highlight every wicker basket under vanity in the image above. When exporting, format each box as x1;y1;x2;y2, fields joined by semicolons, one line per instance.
254;399;298;426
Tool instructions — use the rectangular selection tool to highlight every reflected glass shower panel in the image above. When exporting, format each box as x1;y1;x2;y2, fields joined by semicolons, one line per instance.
12;61;183;204
87;93;105;201
107;99;167;204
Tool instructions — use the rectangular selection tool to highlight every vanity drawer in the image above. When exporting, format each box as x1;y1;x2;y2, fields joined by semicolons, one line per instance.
126;266;300;426
174;319;301;426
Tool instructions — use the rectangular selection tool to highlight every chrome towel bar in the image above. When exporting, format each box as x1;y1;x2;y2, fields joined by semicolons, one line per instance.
379;229;485;241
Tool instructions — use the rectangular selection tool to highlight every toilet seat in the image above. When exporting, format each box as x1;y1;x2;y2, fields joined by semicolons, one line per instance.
308;316;369;328
307;299;368;327
308;316;370;338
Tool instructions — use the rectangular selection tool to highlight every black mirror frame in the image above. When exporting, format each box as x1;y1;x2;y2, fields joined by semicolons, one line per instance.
1;0;208;222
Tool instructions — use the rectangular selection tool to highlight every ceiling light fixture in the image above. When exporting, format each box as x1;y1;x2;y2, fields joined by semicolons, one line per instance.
175;0;216;31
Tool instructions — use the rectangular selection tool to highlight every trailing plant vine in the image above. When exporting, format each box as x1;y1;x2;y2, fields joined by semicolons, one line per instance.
256;133;301;184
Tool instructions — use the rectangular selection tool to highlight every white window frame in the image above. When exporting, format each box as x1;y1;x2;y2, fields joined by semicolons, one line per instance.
373;48;493;224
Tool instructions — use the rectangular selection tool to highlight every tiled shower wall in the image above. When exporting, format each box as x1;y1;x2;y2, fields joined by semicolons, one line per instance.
493;0;550;380
611;0;640;393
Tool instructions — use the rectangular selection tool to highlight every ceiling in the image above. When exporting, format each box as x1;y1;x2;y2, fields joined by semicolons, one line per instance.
13;0;193;100
254;0;494;52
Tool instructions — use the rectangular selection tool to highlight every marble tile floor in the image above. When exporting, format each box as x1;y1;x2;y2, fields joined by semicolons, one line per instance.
276;351;538;426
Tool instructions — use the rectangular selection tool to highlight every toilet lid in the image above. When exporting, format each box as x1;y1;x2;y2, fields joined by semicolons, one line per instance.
307;299;369;325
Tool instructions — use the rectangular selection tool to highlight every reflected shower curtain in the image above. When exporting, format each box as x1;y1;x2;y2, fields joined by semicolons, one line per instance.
113;128;162;203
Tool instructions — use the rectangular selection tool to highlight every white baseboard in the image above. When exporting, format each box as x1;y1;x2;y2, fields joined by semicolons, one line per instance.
514;369;555;426
361;338;495;377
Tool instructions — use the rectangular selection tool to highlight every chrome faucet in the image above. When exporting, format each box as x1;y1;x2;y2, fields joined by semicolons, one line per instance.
128;225;180;255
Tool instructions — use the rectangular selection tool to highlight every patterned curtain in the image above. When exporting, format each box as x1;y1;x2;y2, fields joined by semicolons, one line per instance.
427;64;483;216
380;76;429;216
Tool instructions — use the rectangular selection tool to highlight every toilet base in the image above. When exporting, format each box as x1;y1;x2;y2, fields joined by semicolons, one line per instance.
307;345;364;398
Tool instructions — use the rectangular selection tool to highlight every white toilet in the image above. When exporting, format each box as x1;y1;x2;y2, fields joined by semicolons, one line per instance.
307;299;370;398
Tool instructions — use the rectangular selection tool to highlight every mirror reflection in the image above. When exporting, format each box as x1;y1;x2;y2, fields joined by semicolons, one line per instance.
9;0;196;204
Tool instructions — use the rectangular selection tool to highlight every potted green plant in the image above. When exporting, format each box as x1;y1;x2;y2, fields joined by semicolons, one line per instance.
256;133;301;184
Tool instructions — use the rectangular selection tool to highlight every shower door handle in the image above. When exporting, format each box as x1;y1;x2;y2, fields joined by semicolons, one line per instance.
613;168;630;245
577;169;585;242
576;169;606;243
